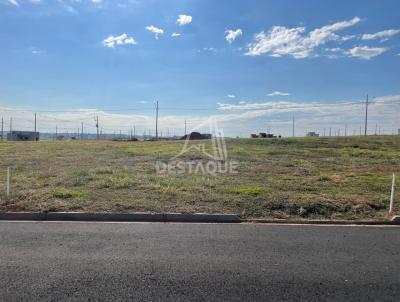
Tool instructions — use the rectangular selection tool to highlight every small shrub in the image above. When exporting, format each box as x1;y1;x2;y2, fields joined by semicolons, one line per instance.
318;175;332;182
99;176;131;189
93;167;114;175
228;186;264;196
53;189;86;199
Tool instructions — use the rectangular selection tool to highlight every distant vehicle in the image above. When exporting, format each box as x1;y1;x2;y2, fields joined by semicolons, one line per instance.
7;131;39;141
180;132;212;140
251;133;278;138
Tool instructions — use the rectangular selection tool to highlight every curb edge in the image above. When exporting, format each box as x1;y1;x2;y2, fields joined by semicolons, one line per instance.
0;212;398;225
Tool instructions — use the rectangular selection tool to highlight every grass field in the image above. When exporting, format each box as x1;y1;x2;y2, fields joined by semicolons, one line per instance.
0;136;399;219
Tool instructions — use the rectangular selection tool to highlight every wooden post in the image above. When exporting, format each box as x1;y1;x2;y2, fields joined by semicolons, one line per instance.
6;167;11;197
389;174;396;215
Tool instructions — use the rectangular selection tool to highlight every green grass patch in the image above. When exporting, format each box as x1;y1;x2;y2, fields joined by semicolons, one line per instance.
53;189;86;199
223;186;265;196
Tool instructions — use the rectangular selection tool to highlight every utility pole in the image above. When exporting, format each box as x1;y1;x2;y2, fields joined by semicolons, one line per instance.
55;125;58;140
81;122;84;140
323;128;326;137
329;127;332;137
134;126;136;138
10;117;12;133
364;94;368;136
96;116;99;140
155;101;159;140
345;124;347;136
34;113;37;133
185;119;187;135
292;116;295;137
1;117;3;141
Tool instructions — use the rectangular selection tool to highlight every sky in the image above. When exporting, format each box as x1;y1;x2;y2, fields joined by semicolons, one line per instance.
0;0;399;137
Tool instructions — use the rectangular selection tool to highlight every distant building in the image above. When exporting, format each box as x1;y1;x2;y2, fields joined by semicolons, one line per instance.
7;131;39;141
306;132;319;137
180;132;212;140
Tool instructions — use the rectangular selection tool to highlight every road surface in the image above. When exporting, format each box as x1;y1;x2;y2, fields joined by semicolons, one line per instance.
0;221;399;301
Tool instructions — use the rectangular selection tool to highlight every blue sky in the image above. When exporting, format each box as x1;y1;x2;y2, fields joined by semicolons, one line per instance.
0;0;399;136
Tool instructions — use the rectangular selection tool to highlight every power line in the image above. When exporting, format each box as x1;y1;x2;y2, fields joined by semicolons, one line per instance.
364;94;369;136
292;116;295;137
1;117;3;141
155;101;159;140
96;115;99;140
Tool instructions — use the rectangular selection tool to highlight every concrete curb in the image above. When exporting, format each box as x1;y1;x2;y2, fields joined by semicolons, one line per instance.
0;212;241;223
0;212;398;225
391;216;400;224
243;218;398;225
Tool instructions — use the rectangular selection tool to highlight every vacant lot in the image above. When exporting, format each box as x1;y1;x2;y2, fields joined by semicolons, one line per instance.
0;136;399;219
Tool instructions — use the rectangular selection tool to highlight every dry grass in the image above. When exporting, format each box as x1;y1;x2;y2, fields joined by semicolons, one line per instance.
0;136;399;219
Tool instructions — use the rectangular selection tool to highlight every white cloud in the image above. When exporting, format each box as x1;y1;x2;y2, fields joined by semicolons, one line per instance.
304;17;361;47
146;25;164;39
326;47;343;53
246;17;361;58
225;29;243;44
57;0;78;14
7;0;19;6
102;33;137;48
347;46;387;59
227;95;236;98
198;47;217;53
374;95;400;104
341;35;356;41
30;47;44;55
171;32;181;37
267;91;290;97
246;26;308;58
362;29;400;41
217;101;299;111
176;14;192;26
216;94;400;114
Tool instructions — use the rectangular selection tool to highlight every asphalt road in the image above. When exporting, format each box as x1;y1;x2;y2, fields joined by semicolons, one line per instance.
0;222;399;301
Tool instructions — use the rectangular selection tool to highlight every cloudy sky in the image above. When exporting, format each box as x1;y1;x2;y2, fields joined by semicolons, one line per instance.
0;0;399;136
